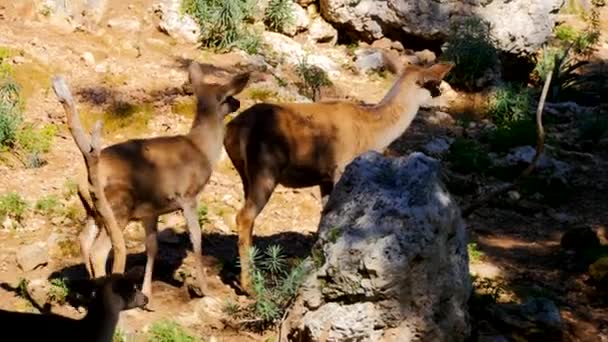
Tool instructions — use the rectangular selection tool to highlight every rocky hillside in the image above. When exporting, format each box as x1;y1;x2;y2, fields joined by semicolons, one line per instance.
0;0;607;341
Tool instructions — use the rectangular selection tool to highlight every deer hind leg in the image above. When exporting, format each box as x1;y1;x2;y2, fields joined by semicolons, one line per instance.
181;199;208;296
90;228;112;277
141;216;158;300
236;169;278;294
79;215;99;277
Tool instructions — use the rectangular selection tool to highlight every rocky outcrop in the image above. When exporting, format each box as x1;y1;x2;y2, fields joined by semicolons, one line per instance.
153;0;200;43
319;0;564;54
281;152;471;342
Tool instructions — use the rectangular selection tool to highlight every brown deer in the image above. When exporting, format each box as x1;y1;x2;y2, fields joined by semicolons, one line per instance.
224;61;454;293
52;62;250;302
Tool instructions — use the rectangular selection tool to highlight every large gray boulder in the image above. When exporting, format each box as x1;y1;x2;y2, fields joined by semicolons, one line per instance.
319;0;564;55
281;152;471;342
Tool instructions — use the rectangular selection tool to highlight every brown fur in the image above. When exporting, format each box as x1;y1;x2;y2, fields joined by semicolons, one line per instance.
224;62;454;293
75;62;250;301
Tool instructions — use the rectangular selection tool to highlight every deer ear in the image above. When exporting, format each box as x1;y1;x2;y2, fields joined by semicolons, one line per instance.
223;72;250;98
422;62;454;83
188;62;205;90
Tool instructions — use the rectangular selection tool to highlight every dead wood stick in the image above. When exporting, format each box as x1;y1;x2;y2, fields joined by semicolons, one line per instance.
461;69;553;218
51;76;127;274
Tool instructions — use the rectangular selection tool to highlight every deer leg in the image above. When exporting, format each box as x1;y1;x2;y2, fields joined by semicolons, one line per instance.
319;181;334;209
79;215;99;277
90;228;112;277
141;216;158;300
236;171;277;294
181;200;209;296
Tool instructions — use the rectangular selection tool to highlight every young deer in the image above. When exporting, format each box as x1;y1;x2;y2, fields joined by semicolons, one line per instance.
0;274;148;342
52;62;250;301
224;62;454;293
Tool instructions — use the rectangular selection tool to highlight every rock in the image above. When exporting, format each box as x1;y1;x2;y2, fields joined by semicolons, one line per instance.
11;56;26;65
297;0;316;7
353;48;385;73
489;298;563;339
25;278;51;309
507;190;521;201
493;146;573;183
319;0;563;55
16;242;49;271
422;136;454;157
262;32;339;76
154;0;200;43
469;263;502;279
282;2;309;37
547;210;578;224
281;152;471;341
414;49;436;64
371;37;394;50
426;110;455;125
80;52;95;66
308;17;338;44
589;257;608;284
107;17;140;31
561;226;600;252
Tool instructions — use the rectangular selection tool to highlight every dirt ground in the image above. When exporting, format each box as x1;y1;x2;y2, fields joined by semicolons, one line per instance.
0;1;607;341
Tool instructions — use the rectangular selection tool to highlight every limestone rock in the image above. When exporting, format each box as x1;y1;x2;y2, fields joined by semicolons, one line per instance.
319;0;563;55
308;17;338;44
282;2;310;37
17;242;49;271
153;0;200;43
353;48;385;73
282;152;471;341
107;17;141;32
262;32;339;76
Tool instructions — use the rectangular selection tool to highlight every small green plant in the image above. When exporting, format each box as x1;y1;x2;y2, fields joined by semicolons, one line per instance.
63;179;79;199
34;195;61;217
223;299;240;316
248;88;279;102
0;192;28;223
327;226;341;243
148;320;198;342
184;0;260;54
264;0;294;33
0;71;21;149
468;242;484;263
486;119;537;153
113;328;126;342
14;123;57;167
17;278;29;299
48;277;69;304
197;203;209;227
296;56;332;101
487;84;532;127
446;138;491;174
441;17;499;91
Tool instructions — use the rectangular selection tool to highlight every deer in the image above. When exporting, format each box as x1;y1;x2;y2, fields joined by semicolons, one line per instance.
223;61;454;293
51;62;250;303
0;273;148;342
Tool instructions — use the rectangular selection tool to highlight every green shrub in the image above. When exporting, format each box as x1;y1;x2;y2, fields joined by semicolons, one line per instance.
48;277;69;304
197;203;209;226
441;17;499;91
264;0;294;33
148;320;198;342
486;120;537;153
296;56;332;101
446;138;491;174
487;84;532;127
184;0;260;54
468;242;484;263
229;245;308;328
34;195;61;217
16;123;57;154
0;192;28;223
0;72;21;148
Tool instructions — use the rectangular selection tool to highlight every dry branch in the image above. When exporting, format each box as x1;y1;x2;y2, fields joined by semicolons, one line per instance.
51;76;127;274
461;69;554;218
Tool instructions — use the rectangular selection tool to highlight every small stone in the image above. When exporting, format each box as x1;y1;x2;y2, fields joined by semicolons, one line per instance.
561;226;600;252
414;49;437;64
426;110;455;125
26;278;51;308
354;48;385;73
507;190;521;201
11;56;26;64
16;242;49;272
308;17;338;44
81;52;95;66
107;17;141;31
371;37;394;50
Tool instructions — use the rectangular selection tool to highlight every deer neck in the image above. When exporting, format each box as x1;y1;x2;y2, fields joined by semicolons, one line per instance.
366;76;423;151
187;111;225;167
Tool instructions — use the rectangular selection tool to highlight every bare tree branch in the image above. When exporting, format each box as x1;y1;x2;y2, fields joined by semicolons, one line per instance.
51;75;127;274
461;69;554;218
